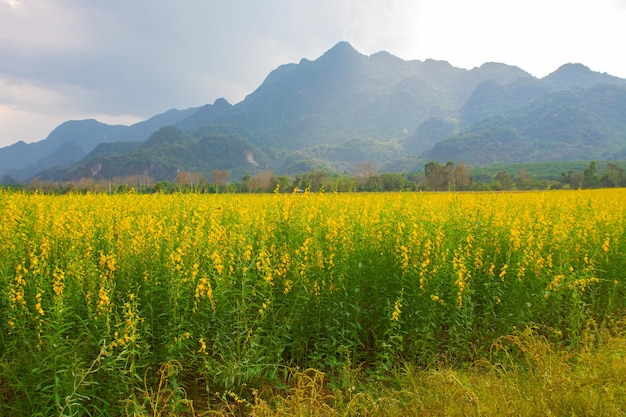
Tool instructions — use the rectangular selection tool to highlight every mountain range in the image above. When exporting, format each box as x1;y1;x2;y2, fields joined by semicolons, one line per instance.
2;41;626;184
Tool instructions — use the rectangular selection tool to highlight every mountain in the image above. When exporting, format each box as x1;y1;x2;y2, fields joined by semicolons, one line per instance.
1;108;197;181
175;41;531;151
423;84;626;165
459;63;626;127
1;120;123;180
543;63;626;90
4;41;626;184
38;126;266;182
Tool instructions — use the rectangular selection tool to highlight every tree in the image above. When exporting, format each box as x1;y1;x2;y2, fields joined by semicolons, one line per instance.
516;168;533;190
176;171;206;192
494;171;514;191
602;163;624;187
250;170;276;192
353;162;380;191
583;161;599;188
299;170;328;192
275;175;291;193
454;162;471;191
424;161;444;190
353;162;378;179
241;174;252;193
211;169;230;193
380;173;406;191
424;161;460;191
561;170;583;189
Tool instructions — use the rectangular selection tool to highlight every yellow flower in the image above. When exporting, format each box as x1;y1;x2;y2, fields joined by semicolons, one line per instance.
198;338;207;354
194;277;216;312
390;298;403;321
52;268;65;298
35;293;45;316
284;279;293;295
259;299;271;315
499;264;508;281
211;251;224;275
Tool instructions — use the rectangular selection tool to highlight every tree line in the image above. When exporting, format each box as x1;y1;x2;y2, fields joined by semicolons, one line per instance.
4;161;625;194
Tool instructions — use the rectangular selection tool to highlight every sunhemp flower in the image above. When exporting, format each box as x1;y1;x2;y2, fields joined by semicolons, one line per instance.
97;286;110;313
499;264;508;281
99;251;116;272
259;299;271;315
52;267;65;298
430;294;444;305
453;252;469;308
390;298;403;321
211;251;224;275
193;277;216;312
283;279;293;295
35;292;44;316
198;338;207;354
398;245;410;270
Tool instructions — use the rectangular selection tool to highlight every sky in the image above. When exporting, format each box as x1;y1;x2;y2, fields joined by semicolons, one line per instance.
1;0;625;148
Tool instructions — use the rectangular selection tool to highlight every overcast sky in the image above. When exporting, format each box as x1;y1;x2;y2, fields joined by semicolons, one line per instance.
1;0;625;148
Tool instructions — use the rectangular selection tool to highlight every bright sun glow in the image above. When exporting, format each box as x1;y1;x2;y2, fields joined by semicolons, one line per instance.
3;0;21;9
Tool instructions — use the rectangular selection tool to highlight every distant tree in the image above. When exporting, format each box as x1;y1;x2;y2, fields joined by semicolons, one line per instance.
561;170;584;189
29;178;57;193
155;181;174;194
299;170;329;192
582;161;599;188
424;161;444;190
494;171;514;190
241;174;252;193
250;170;276;192
424;161;440;179
424;161;460;191
136;174;155;193
176;171;206;192
353;162;378;179
380;173;406;191
454;162;472;191
516;168;533;190
275;175;291;193
77;177;96;192
601;163;624;187
333;174;357;192
211;169;230;193
176;171;192;190
353;162;380;191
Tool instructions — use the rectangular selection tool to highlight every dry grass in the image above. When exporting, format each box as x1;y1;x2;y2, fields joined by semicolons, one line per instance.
193;323;626;417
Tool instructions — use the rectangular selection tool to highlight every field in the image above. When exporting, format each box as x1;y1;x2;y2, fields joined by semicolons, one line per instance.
1;189;625;415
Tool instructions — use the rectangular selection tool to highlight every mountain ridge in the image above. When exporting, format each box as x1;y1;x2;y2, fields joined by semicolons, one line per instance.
2;41;626;183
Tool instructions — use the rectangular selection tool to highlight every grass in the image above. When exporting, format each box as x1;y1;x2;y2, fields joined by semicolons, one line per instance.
161;323;626;416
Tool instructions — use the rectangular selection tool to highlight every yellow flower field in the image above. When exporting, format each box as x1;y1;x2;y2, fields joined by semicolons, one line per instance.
0;189;624;415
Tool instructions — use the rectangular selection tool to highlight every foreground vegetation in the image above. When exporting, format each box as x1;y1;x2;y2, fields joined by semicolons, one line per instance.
227;325;626;416
1;189;625;415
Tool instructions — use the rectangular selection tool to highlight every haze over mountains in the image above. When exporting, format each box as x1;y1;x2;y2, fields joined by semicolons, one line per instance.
2;41;626;183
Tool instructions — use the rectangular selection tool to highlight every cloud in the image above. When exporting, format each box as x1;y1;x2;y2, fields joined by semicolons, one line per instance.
2;0;20;9
0;1;354;143
327;0;421;57
0;2;320;144
1;0;625;147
